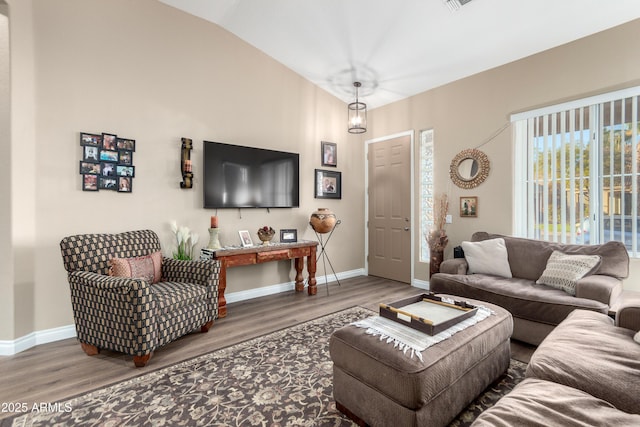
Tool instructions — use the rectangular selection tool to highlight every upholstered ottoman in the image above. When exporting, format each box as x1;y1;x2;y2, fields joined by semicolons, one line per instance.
329;296;513;427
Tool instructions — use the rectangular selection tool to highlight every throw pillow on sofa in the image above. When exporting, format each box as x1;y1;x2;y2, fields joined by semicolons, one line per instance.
109;251;162;284
461;238;512;278
536;250;601;295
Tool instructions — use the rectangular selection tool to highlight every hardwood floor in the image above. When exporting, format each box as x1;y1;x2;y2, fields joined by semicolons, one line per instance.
0;276;534;421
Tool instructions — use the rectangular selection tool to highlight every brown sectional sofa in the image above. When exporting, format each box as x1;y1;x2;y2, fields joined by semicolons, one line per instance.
430;232;629;345
472;297;640;426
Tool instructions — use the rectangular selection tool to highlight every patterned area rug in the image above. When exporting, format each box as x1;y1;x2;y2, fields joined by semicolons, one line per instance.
8;307;526;426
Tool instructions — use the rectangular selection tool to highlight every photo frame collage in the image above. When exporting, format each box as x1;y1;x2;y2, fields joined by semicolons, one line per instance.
79;132;136;192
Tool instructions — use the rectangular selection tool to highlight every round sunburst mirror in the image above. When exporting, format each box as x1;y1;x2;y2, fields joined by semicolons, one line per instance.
449;148;490;189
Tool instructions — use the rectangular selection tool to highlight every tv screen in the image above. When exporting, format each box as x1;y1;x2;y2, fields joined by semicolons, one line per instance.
203;141;300;208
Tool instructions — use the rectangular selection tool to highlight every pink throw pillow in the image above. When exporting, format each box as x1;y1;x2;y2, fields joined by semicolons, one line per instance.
109;251;162;284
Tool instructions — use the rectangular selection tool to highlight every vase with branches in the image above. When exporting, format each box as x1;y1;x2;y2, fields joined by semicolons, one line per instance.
426;194;449;277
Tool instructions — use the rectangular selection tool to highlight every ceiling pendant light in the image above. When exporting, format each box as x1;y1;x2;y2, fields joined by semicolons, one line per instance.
348;82;367;134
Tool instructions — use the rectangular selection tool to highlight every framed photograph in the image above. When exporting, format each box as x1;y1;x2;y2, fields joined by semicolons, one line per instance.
99;177;117;190
82;174;98;191
83;146;100;162
116;165;135;177
460;196;478;218
101;162;116;177
117;176;132;193
100;150;119;162
118;150;133;165
280;229;298;243
117;138;136;151
238;230;253;247
102;133;117;150
79;161;101;175
321;141;337;167
80;132;102;146
315;169;342;199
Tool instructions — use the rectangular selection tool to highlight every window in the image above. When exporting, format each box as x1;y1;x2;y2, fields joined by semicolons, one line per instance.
420;129;434;262
513;86;640;256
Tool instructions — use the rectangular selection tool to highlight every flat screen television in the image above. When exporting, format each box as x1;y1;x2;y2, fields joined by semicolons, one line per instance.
203;141;300;208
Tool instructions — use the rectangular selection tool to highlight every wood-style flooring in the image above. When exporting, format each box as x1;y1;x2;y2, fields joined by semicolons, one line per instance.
0;276;535;421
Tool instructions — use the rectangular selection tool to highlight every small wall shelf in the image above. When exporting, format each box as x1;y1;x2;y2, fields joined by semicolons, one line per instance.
181;137;193;189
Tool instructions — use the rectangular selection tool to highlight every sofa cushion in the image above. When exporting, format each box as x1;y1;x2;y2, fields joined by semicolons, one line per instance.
109;251;162;284
526;310;640;414
152;281;208;314
461;238;512;278
472;232;629;280
471;378;640;427
429;273;608;326
536;250;601;295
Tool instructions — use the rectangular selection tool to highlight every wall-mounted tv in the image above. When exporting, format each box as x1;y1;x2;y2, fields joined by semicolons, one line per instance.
203;141;300;209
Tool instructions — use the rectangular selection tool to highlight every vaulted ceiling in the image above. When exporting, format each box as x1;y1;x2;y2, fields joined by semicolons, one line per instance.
158;0;640;109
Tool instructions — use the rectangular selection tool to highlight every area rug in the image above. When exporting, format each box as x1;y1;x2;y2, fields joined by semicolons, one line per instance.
8;307;526;426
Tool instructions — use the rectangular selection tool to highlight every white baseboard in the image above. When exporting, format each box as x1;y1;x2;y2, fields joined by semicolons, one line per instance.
412;278;430;290
0;324;77;356
226;268;366;304
0;268;367;356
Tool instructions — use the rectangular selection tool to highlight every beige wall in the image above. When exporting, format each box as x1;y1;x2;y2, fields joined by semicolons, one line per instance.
370;18;640;290
2;0;365;340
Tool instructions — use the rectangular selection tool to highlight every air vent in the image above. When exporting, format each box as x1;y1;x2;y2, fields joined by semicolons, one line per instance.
445;0;474;12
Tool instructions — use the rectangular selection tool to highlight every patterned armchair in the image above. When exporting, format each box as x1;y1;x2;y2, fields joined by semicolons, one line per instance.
60;229;220;367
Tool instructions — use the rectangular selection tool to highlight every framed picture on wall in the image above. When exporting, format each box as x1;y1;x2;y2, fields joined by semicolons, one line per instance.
80;132;102;146
314;169;342;199
117;176;132;193
460;196;478;217
102;133;117;150
82;174;99;191
321;141;337;167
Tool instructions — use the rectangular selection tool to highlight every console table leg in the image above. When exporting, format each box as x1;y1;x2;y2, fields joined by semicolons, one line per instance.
294;257;305;291
307;247;317;295
218;262;227;318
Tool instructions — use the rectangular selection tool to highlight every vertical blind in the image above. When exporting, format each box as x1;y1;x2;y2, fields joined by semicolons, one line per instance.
513;86;640;256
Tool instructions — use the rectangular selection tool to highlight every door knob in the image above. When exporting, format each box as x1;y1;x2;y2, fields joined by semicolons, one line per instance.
404;227;410;231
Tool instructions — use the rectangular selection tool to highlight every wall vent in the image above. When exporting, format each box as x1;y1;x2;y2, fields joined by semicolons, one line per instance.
445;0;474;12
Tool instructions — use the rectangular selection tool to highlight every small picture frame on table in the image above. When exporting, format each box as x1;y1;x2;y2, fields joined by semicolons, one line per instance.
315;169;342;199
321;141;337;167
460;196;478;218
238;230;253;247
280;229;298;243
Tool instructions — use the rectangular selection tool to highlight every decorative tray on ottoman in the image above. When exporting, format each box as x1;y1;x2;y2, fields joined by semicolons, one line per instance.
379;293;478;335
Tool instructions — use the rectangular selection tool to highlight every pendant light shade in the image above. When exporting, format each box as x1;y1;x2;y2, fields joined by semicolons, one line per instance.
348;82;367;134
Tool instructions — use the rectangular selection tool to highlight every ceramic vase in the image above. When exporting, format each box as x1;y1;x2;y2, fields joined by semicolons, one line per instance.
207;228;222;250
310;208;337;234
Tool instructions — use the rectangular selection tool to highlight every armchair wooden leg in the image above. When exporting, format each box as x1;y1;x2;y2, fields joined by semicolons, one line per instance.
201;320;214;333
80;342;100;356
133;352;153;368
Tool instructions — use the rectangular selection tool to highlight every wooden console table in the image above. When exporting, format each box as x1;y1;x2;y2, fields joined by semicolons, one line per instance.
201;241;318;318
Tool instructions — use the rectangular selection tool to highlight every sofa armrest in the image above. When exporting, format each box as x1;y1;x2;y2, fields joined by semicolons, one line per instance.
162;258;220;287
439;258;468;275
574;274;623;306
613;291;640;332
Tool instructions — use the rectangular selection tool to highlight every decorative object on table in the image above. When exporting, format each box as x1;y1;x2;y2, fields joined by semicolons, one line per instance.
309;210;341;295
426;193;449;277
79;131;136;193
257;226;276;245
309;207;337;233
314;169;342;199
207;215;222;250
238;230;253;247
449;148;490;189
460;196;478;217
321;141;337;167
347;81;367;134
180;137;193;189
280;229;298;243
170;220;199;260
